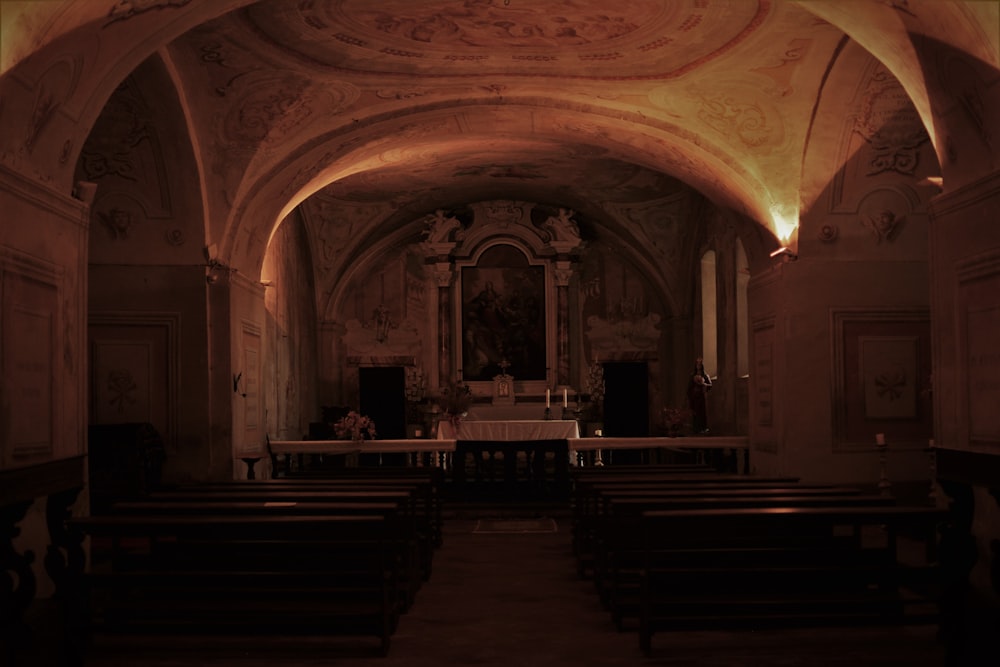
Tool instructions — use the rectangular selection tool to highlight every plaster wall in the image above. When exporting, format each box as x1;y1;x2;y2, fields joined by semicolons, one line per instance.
0;165;87;468
261;213;320;449
0;165;89;600
88;264;210;483
927;171;1000;456
927;171;1000;609
749;258;932;486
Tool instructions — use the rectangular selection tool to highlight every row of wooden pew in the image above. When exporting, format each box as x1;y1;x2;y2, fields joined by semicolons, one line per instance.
568;464;947;656
64;466;445;659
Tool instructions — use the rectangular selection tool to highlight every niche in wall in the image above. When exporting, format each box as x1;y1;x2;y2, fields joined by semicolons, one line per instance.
359;366;406;439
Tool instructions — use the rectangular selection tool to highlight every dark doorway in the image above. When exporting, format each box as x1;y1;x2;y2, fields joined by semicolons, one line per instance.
359;367;406;440
602;362;649;438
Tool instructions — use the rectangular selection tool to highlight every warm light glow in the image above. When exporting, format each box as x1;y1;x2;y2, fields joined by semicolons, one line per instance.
770;205;799;244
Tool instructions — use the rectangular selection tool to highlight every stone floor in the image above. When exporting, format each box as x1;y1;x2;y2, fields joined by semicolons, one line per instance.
28;510;954;667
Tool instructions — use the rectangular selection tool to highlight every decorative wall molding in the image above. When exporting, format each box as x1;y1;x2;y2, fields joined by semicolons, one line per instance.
88;311;180;452
830;307;931;452
239;321;262;452
750;315;776;439
0;163;88;225
955;249;1000;449
926;168;1000;217
1;247;64;464
852;66;929;176
105;0;194;26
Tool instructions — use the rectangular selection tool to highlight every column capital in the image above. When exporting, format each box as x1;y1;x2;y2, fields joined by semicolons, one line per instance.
553;263;574;287
433;263;455;288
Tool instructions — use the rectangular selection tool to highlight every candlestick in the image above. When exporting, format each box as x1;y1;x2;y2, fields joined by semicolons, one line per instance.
546;389;550;408
876;434;891;496
563;388;568;408
927;438;940;506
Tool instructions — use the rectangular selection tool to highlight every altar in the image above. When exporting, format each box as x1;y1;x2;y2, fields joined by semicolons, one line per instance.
437;420;579;442
437;420;579;500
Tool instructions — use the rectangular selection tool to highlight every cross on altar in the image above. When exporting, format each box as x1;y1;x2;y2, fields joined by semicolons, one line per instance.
492;359;514;405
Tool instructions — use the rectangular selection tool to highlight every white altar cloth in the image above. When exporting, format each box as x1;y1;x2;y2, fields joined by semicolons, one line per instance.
437;420;579;441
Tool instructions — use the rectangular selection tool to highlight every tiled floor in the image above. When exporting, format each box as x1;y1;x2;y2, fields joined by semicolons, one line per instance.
37;512;953;667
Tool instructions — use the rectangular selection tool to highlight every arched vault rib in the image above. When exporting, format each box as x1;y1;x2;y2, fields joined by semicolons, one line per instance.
315;199;685;339
795;0;1000;191
223;100;787;277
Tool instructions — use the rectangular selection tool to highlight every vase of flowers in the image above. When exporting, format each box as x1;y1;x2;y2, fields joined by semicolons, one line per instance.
584;361;605;420
436;379;474;429
661;406;692;437
332;410;377;444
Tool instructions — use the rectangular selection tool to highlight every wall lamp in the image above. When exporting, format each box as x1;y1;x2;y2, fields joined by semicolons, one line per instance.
769;246;798;261
206;259;236;284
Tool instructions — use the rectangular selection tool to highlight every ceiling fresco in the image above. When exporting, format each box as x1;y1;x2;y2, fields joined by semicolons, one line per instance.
2;1;996;279
243;0;766;78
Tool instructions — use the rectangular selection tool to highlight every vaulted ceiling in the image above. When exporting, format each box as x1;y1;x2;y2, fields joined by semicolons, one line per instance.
2;1;998;277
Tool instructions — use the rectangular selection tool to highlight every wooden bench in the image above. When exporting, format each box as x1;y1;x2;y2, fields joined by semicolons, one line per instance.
135;486;430;603
635;505;946;655
163;476;442;550
213;468;445;548
569;474;805;577
576;486;873;614
590;493;896;629
67;513;403;658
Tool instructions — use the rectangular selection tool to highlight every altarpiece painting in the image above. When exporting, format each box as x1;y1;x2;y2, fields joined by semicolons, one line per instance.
461;245;546;382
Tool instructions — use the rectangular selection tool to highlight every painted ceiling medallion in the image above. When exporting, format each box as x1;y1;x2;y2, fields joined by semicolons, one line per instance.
243;0;768;79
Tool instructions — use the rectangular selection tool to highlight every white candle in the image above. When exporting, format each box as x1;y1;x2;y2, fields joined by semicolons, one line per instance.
546;389;550;407
595;429;602;437
875;433;885;446
563;388;568;408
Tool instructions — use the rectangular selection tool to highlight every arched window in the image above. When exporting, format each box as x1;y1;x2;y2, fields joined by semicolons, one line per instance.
700;250;717;376
736;240;749;378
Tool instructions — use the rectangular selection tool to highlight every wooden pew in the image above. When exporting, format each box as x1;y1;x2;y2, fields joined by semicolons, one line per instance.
135;486;429;605
67;513;403;658
576;485;871;611
179;467;444;547
565;467;884;628
219;467;445;548
635;505;945;655
569;474;804;576
591;493;896;629
164;475;443;552
570;473;802;528
106;498;422;610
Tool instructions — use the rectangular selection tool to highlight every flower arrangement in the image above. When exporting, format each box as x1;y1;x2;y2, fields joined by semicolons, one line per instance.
332;410;377;442
437;379;474;416
584;361;605;416
661;406;692;436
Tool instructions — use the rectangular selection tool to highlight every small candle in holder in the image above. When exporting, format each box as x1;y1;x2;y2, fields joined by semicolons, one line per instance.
563;388;568;408
875;433;885;446
546;389;550;408
595;429;603;437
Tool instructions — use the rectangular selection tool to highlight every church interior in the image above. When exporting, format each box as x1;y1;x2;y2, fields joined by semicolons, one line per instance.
2;1;999;665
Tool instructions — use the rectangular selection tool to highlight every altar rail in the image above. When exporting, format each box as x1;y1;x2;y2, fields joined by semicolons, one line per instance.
265;435;751;476
267;439;457;476
570;436;751;474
